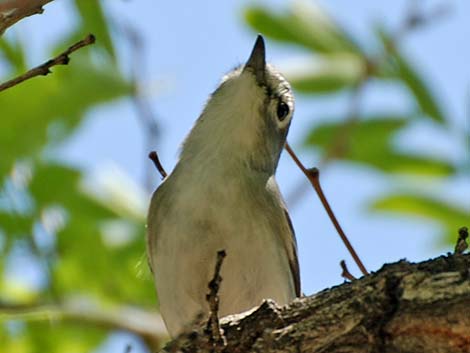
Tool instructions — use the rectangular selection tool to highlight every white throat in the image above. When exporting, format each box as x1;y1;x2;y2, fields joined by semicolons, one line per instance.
179;69;265;170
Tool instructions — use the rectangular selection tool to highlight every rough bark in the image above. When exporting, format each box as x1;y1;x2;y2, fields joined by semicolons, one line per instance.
0;0;54;36
163;253;470;353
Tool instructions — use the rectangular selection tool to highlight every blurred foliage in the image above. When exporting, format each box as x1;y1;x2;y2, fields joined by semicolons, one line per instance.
0;1;157;353
1;1;468;353
245;2;468;245
305;116;455;176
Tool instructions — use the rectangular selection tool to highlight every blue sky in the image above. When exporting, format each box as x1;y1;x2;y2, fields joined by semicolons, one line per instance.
10;0;469;350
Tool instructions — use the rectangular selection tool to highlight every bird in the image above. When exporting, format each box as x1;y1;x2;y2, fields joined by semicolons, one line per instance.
147;35;300;337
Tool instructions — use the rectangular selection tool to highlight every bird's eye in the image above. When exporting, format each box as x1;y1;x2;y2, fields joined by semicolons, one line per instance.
276;101;289;121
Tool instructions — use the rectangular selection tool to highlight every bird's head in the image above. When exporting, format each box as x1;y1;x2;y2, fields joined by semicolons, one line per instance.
180;35;295;176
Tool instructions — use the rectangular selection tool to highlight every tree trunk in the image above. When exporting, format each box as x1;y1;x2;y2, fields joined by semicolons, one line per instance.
164;253;470;353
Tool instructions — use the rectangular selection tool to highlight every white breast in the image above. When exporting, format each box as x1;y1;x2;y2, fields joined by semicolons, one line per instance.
149;169;295;337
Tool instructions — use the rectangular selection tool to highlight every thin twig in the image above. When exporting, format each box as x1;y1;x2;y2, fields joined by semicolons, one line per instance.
454;226;469;255
286;73;366;207
205;250;227;352
285;142;369;276
340;260;356;281
148;151;167;179
0;34;95;92
0;0;54;36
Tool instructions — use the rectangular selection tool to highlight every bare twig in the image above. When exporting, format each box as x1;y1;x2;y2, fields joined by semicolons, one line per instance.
454;226;469;255
0;34;95;92
0;0;55;36
148;151;167;179
285;142;369;276
340;260;356;281
205;250;227;352
286;72;366;207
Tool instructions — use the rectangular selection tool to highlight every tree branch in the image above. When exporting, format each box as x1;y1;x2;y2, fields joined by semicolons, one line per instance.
285;142;369;276
0;34;95;93
0;0;55;36
0;300;167;350
163;253;470;353
204;249;227;351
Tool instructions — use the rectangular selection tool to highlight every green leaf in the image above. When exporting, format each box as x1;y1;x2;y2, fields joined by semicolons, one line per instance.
53;221;154;305
372;193;468;227
376;27;446;123
371;193;469;244
0;35;26;73
393;51;446;124
304;116;455;176
1;161;154;305
0;321;105;353
0;52;131;176
25;163;154;304
28;163;116;221
245;2;361;54
72;0;115;59
0;212;33;239
286;53;364;93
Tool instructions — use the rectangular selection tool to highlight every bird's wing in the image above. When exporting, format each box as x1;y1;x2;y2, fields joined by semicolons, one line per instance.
283;207;301;297
267;177;301;297
146;180;168;274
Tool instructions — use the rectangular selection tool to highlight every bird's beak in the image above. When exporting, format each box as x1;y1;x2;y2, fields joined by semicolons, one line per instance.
244;35;267;86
